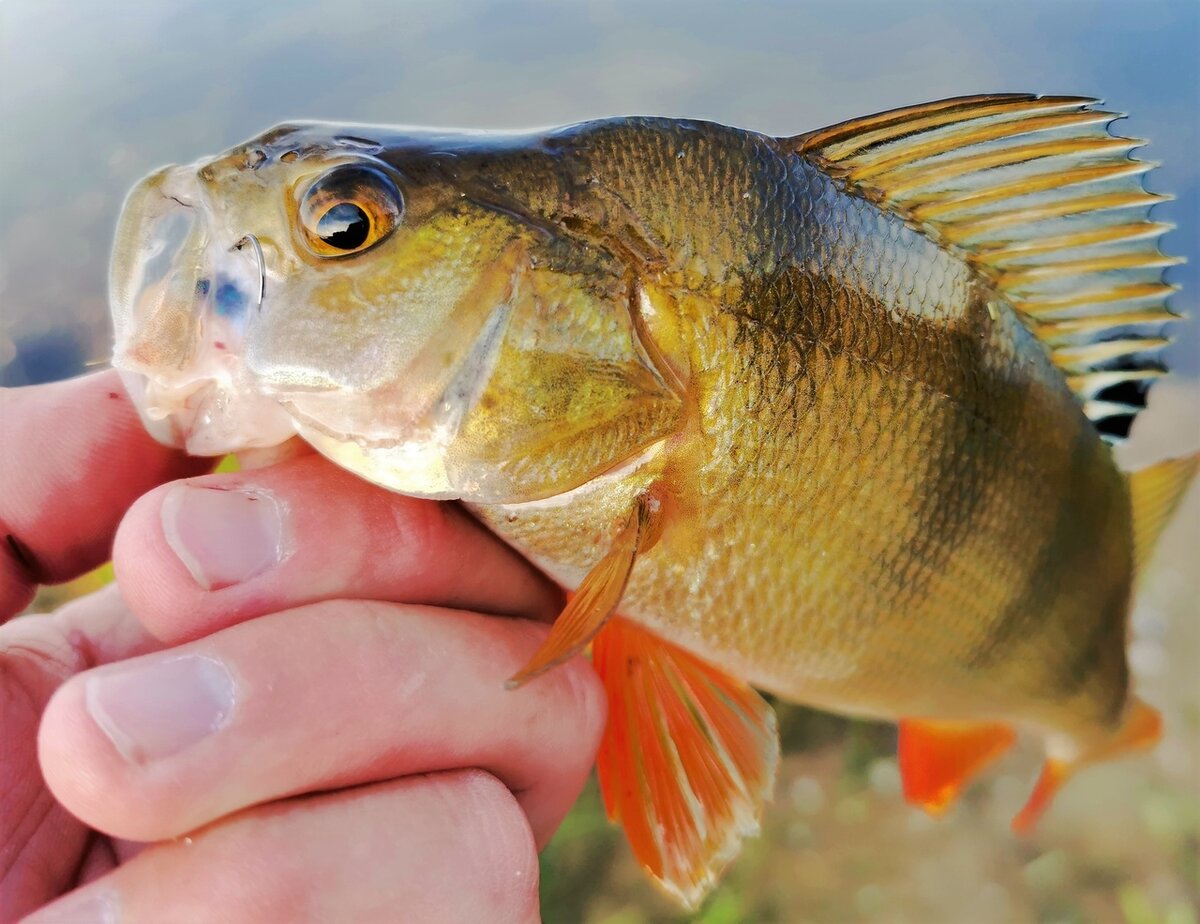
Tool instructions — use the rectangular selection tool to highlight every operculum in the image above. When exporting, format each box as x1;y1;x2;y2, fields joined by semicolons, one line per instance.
294;254;684;504
440;265;684;502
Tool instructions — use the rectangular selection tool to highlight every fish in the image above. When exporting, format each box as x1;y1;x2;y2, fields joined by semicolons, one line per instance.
109;94;1197;909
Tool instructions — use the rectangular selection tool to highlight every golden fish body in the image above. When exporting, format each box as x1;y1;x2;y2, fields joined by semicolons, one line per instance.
110;96;1190;906
475;218;1132;753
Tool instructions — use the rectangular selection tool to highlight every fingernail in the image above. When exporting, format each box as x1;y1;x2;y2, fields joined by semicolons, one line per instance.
22;889;119;923
162;484;286;590
86;655;235;764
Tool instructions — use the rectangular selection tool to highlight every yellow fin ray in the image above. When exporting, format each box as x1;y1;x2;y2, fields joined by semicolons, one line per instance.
1128;452;1200;572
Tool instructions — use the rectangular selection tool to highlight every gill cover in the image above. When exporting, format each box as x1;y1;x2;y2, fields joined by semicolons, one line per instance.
294;243;683;503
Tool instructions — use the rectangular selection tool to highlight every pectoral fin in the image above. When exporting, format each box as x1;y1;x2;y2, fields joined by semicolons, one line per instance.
593;616;779;910
899;719;1016;814
505;490;663;689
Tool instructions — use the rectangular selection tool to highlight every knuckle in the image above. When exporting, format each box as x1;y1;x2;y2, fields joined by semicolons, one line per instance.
504;620;607;764
446;769;541;923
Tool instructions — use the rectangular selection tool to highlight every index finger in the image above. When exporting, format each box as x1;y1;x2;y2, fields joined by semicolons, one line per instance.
0;369;208;619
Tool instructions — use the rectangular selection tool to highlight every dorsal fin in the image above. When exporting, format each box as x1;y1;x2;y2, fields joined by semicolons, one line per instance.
787;94;1184;441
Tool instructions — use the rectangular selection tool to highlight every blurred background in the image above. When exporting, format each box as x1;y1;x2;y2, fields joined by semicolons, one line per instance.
2;1;1197;921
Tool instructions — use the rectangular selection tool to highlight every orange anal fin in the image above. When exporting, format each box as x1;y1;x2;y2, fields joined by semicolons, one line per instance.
506;490;663;689
593;616;779;910
1012;759;1070;834
1013;697;1162;834
899;719;1016;815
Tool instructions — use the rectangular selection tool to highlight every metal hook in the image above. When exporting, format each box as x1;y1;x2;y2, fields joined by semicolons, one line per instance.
232;234;266;311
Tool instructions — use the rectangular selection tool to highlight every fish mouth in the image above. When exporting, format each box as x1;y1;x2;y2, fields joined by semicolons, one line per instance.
110;165;295;455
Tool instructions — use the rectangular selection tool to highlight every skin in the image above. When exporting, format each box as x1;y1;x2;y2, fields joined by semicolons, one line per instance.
0;370;606;923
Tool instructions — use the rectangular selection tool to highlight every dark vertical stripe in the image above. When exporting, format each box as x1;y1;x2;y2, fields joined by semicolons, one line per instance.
966;418;1098;668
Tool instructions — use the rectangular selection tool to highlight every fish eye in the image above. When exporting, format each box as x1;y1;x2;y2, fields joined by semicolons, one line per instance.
298;164;402;257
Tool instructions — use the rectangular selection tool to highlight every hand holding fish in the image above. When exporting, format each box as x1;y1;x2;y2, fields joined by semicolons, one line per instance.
0;370;604;923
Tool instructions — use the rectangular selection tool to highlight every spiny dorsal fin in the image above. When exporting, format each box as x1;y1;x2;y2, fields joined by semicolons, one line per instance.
788;94;1184;441
1128;452;1199;572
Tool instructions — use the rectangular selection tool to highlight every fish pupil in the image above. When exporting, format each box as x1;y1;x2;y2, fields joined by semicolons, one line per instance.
318;202;371;250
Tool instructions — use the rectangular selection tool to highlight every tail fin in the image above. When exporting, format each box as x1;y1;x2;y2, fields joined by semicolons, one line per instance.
1128;452;1199;572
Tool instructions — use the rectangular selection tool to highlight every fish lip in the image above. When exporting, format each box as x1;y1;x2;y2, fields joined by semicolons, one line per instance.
119;369;184;448
110;165;212;363
119;370;220;450
131;373;296;456
111;162;297;456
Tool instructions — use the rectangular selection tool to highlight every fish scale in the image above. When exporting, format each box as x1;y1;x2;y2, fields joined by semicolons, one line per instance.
109;95;1194;908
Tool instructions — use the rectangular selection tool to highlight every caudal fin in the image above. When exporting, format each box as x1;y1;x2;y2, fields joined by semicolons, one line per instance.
1128;452;1199;573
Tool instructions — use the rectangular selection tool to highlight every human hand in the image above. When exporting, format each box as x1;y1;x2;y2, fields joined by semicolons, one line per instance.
1;371;606;923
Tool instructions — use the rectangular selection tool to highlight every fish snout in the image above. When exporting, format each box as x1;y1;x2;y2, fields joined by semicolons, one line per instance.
110;166;294;455
111;166;212;371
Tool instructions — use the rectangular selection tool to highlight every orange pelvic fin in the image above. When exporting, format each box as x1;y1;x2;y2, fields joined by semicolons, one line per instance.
899;719;1016;815
1013;697;1162;834
506;490;663;689
593;616;779;910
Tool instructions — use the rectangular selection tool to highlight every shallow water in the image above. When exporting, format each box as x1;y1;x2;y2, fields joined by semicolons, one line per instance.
6;1;1199;920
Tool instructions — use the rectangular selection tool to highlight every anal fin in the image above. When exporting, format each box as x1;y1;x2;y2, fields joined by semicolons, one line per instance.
899;719;1016;814
506;490;663;688
1013;697;1161;833
593;616;779;910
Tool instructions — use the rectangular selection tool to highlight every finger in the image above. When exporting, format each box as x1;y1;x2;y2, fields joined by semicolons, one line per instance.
112;453;563;644
24;770;540;924
0;586;159;920
0;371;208;620
39;601;605;849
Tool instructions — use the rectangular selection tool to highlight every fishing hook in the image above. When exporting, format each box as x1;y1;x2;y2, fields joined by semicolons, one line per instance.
232;234;266;312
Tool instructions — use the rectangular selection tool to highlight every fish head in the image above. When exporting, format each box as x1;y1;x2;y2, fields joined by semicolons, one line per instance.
112;122;681;501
